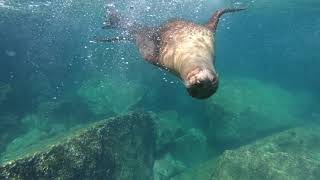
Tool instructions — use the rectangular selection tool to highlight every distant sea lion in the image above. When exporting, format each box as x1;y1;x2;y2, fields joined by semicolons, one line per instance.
96;7;245;99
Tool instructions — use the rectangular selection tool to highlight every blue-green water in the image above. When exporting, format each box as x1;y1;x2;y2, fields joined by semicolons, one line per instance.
0;0;320;179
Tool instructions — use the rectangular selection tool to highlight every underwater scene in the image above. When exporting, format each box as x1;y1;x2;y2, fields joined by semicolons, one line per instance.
0;0;320;179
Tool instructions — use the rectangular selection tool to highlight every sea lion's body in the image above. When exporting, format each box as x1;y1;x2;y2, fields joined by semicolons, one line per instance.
98;8;245;99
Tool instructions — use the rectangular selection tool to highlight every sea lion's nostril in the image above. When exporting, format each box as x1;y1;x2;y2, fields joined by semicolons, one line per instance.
198;83;204;88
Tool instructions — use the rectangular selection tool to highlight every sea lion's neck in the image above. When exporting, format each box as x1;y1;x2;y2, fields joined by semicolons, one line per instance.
174;37;215;81
157;20;216;80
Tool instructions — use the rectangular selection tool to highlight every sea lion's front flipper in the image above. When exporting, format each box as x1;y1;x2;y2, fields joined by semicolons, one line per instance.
205;8;245;33
135;29;159;64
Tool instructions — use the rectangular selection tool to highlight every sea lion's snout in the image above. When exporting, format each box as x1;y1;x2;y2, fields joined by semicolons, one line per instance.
185;68;219;99
187;77;219;99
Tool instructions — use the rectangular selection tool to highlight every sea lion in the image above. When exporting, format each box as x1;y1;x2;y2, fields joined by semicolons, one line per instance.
96;7;245;99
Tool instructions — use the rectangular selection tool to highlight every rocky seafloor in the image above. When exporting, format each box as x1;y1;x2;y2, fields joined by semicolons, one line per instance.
1;76;319;180
1;111;319;180
1;1;320;179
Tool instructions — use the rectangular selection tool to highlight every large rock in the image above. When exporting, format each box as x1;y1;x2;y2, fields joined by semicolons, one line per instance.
171;125;320;180
211;125;320;180
0;112;155;180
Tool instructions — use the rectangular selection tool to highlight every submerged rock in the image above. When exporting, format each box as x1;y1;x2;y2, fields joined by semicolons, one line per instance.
77;78;146;117
0;112;155;180
212;125;320;180
170;125;320;180
204;78;314;148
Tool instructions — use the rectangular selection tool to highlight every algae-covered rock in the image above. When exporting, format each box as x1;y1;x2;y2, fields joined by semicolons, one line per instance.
205;78;313;147
0;112;155;180
211;125;320;180
77;78;146;116
169;125;320;180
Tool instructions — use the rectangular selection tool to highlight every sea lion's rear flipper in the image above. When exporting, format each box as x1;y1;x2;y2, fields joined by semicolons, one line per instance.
205;8;245;33
98;5;159;64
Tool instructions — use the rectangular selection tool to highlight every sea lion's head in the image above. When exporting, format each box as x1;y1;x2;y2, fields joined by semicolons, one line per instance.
184;67;219;99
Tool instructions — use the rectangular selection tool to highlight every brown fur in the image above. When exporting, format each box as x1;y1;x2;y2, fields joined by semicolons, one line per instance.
156;20;215;82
